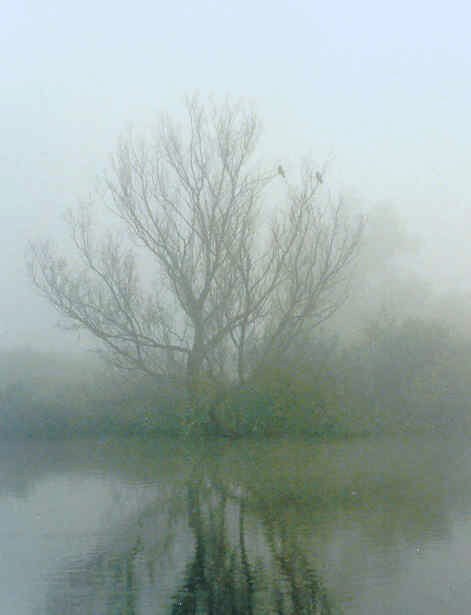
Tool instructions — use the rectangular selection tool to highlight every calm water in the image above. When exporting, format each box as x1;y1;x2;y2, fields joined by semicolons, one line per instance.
2;433;471;613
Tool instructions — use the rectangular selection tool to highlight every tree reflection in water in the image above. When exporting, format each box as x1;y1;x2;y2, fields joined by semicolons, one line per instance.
45;478;335;614
172;480;333;614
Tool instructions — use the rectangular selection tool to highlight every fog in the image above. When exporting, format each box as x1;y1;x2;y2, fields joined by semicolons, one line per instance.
2;0;471;352
4;11;471;612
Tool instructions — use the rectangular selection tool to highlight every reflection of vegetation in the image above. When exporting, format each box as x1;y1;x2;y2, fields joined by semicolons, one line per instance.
263;519;333;614
0;436;199;498
45;490;193;614
45;471;336;614
167;479;333;614
33;433;471;613
171;482;257;614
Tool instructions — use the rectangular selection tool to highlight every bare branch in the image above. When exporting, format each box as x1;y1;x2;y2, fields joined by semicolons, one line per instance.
29;95;364;400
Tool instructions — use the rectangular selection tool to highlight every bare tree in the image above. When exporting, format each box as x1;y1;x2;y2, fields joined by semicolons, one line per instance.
29;96;363;415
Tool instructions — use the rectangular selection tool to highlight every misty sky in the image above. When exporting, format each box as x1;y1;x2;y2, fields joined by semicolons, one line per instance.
2;0;471;350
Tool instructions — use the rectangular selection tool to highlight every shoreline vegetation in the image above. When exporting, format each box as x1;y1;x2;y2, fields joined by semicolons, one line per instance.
23;99;471;441
28;97;365;440
2;313;470;441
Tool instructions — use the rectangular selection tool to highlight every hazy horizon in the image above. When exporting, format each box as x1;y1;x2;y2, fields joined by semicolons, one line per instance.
2;0;471;351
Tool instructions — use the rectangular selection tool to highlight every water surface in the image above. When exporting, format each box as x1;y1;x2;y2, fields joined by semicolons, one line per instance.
2;433;471;613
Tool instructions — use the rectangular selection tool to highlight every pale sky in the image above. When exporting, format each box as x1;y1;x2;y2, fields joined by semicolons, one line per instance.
2;0;471;349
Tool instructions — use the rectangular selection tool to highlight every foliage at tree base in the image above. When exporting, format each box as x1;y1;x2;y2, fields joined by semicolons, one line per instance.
2;312;471;441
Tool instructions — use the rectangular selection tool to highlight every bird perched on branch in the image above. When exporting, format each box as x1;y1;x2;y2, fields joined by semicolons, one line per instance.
316;171;323;184
277;165;286;179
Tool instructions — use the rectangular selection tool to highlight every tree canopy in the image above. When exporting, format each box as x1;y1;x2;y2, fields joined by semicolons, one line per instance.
29;96;363;415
